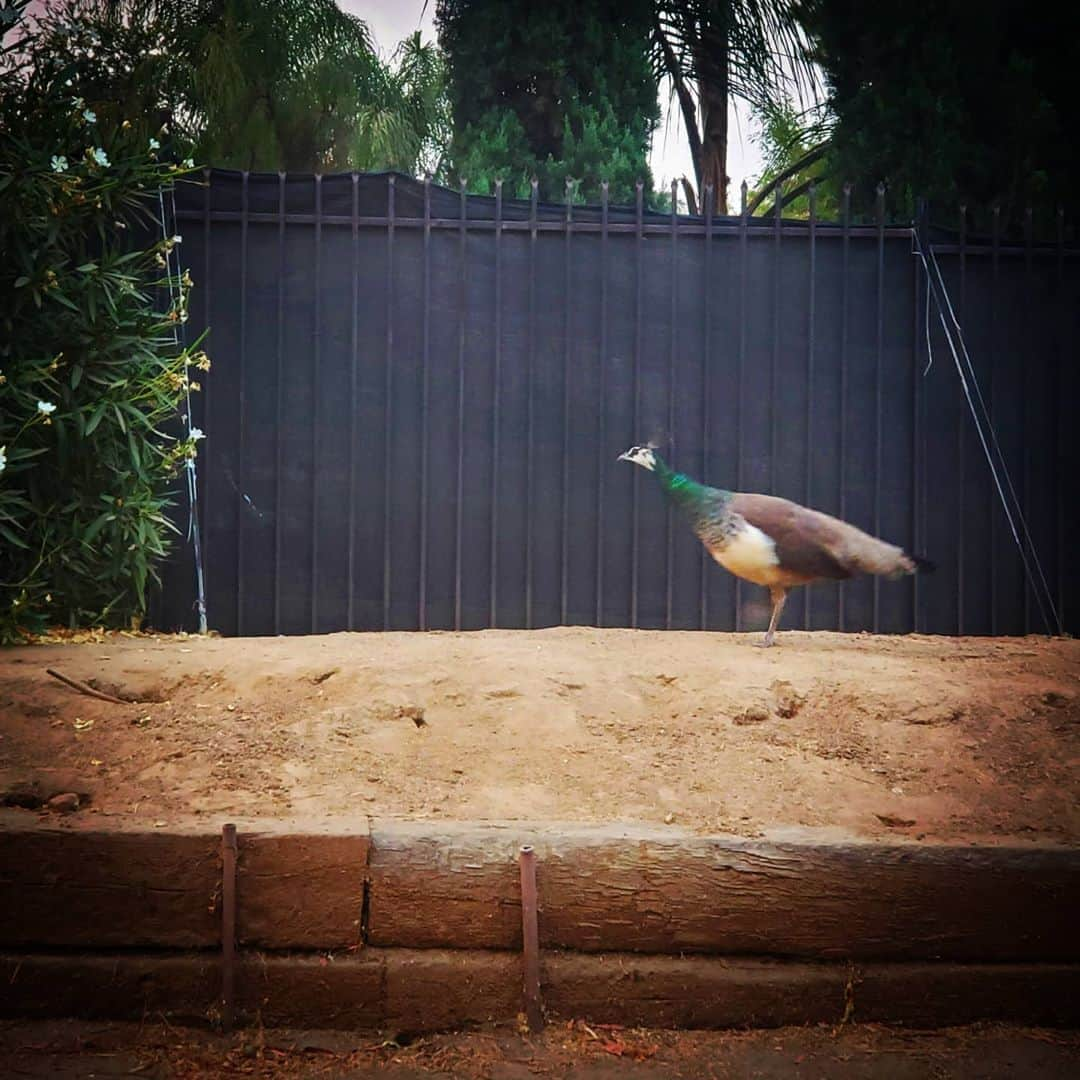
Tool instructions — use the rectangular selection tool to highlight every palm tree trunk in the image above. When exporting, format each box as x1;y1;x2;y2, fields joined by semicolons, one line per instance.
698;67;728;213
694;16;728;214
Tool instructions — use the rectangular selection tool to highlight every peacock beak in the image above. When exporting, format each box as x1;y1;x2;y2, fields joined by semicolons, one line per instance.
617;451;631;462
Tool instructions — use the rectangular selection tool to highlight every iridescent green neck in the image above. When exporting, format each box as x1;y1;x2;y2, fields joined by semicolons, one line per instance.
651;454;729;509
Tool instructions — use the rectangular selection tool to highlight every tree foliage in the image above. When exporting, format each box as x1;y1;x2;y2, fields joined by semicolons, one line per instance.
436;0;660;204
746;99;834;218
650;0;816;214
797;0;1080;229
1;0;204;641
31;0;450;175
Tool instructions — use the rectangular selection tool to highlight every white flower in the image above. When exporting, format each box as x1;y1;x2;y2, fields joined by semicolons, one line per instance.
172;235;182;244
148;137;160;150
91;148;110;168
182;158;195;169
83;109;96;123
36;400;57;415
73;97;84;110
51;155;68;172
188;427;205;441
0;446;6;475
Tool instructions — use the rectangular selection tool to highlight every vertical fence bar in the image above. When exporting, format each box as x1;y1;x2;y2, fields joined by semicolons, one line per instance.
273;173;285;634
237;172;248;635
1056;208;1065;629
561;178;573;624
525;178;538;628
838;183;851;630
310;174;322;633
220;823;237;1032
700;184;713;629
989;203;1000;634
201;170;213;621
347;175;359;629
770;182;782;499
382;175;396;629
419;177;432;630
872;182;885;632
1022;206;1033;633
595;181;609;626
735;180;748;631
957;204;967;634
912;198;925;634
454;179;468;631
490;179;503;627
804;184;817;630
631;179;644;628
666;180;678;629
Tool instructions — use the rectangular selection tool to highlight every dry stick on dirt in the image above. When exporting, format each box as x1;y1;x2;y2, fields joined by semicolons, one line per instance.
45;668;132;706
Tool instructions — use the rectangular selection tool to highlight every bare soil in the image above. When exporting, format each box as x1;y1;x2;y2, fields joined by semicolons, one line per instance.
1;1019;1077;1079
1;628;1078;842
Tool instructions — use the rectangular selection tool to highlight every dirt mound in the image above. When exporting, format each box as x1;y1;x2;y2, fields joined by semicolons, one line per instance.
1;628;1077;841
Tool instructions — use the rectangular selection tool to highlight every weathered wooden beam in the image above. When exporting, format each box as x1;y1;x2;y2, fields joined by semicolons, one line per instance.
0;817;370;950
236;824;369;948
3;817;1076;962
366;822;1080;961
1;951;1077;1030
543;953;1080;1029
0;820;221;948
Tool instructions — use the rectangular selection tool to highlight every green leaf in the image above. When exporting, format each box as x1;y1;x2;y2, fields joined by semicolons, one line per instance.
0;523;29;549
50;291;79;312
84;402;108;435
81;511;115;547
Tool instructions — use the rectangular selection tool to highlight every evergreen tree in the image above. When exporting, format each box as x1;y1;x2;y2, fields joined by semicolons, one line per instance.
797;0;1080;229
436;0;660;204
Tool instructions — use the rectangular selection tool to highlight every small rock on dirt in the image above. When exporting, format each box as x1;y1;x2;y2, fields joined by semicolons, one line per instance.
770;680;806;719
733;706;770;726
395;705;426;727
876;812;916;828
47;792;80;813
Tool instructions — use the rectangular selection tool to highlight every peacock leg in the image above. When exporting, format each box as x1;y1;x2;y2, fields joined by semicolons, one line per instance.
756;586;788;648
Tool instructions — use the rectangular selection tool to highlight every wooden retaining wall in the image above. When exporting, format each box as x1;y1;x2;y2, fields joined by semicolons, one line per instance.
1;814;1078;1032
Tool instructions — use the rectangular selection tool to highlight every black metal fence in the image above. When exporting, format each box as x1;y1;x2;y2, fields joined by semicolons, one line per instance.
155;170;1079;637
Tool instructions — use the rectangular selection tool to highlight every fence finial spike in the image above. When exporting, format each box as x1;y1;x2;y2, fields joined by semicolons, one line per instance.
740;179;748;215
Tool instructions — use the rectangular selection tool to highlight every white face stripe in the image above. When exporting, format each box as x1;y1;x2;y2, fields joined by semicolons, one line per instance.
621;446;656;471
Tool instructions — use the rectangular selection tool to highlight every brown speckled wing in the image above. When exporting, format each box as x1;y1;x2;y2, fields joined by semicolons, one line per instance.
730;493;853;582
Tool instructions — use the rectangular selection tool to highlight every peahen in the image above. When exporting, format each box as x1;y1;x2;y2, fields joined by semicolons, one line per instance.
618;445;934;647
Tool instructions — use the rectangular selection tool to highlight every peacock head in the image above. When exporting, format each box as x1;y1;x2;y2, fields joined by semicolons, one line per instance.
618;445;658;471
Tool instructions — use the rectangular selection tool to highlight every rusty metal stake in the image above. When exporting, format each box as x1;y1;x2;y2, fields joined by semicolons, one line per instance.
519;844;543;1032
221;822;238;1032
